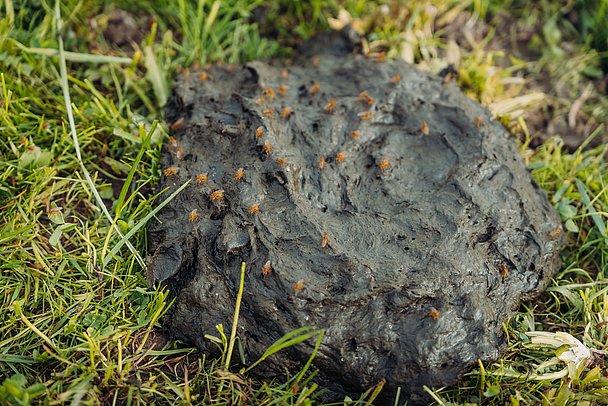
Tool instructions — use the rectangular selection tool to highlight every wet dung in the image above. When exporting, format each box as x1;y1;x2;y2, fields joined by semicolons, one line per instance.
148;32;565;404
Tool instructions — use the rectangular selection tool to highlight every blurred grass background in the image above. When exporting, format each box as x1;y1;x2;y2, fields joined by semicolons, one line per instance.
1;0;607;404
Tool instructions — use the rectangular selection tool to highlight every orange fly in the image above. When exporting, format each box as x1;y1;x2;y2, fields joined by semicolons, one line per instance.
163;167;179;177
321;232;330;248
188;209;200;222
280;107;293;118
255;95;266;105
248;203;260;215
358;111;372;121
420;121;430;135
210;190;224;203
318;156;326;169
498;263;509;278
374;51;386;63
262;260;272;276
262;86;275;99
357;91;374;106
255;126;265;139
277;85;288;96
324;99;337;113
549;227;562;239
170;118;184;131
234;168;245;181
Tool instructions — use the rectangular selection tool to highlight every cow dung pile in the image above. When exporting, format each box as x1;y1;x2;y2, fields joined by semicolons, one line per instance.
147;31;565;404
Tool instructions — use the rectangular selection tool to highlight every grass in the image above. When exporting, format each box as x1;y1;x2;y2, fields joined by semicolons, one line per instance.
0;0;607;404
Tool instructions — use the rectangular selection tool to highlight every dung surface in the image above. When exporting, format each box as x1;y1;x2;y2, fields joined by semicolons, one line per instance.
148;32;565;404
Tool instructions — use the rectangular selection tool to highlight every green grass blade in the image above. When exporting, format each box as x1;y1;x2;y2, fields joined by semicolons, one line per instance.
103;179;191;268
225;262;246;370
243;326;323;373
293;329;324;384
116;122;156;216
4;0;14;25
203;1;221;42
576;179;607;240
16;44;132;64
144;45;168;108
54;0;145;270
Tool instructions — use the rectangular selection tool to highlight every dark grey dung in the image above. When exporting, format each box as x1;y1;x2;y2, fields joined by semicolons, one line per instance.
148;32;564;404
